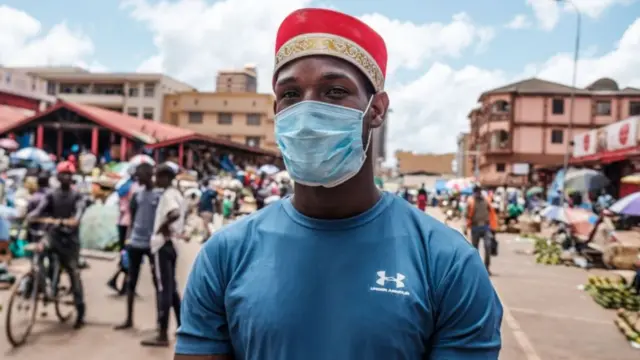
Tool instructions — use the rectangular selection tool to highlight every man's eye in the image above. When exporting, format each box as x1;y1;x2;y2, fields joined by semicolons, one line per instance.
327;88;347;97
282;90;298;99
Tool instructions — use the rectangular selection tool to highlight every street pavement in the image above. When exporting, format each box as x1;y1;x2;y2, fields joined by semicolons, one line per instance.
0;208;638;359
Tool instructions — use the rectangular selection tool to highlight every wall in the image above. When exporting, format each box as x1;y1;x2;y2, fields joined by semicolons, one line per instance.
163;92;277;151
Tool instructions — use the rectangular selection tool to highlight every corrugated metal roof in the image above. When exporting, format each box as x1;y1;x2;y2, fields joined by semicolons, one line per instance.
0;105;29;127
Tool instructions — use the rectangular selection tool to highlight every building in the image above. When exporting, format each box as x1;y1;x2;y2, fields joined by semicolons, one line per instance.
0;66;56;115
455;132;474;178
395;150;456;176
468;77;640;186
216;65;258;93
10;66;195;122
163;67;277;152
371;119;388;174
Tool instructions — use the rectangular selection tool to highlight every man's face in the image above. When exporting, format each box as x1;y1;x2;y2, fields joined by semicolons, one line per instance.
273;56;389;146
155;173;171;188
57;172;72;186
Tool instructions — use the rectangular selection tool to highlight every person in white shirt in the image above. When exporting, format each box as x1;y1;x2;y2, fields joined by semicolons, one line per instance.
142;163;185;347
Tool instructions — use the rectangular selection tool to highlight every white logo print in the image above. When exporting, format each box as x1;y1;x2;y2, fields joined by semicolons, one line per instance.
370;270;410;296
376;271;406;288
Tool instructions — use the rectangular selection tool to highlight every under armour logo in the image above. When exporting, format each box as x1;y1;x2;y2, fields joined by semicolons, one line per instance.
376;271;406;288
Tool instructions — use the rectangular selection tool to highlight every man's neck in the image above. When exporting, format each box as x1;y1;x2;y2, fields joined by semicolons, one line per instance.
291;164;380;220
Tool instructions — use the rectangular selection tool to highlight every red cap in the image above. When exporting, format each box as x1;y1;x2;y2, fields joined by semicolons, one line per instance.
273;8;387;92
56;161;76;174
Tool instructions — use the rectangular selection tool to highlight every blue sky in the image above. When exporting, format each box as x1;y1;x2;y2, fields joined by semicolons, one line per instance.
2;0;639;154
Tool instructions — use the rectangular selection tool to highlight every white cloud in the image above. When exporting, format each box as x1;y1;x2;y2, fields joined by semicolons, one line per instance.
0;5;102;69
526;0;634;31
505;14;532;29
123;0;495;91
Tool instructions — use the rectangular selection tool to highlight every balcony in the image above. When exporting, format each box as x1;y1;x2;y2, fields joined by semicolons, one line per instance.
58;93;125;108
489;112;510;122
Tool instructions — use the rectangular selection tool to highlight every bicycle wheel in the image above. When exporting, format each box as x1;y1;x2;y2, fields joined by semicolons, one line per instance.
5;271;39;347
54;270;74;323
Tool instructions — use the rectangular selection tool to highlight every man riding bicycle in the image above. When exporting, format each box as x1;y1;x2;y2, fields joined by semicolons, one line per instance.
27;161;87;329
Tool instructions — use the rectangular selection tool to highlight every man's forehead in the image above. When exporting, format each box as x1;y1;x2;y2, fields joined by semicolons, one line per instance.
274;56;361;84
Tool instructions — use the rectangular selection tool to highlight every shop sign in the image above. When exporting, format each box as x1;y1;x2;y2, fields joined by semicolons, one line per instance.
606;117;638;151
572;129;597;158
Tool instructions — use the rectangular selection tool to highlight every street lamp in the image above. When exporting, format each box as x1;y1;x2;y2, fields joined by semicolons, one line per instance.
556;0;582;206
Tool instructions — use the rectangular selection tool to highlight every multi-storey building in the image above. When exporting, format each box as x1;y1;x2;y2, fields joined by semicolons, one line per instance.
468;77;640;186
0;66;56;116
215;65;258;93
163;68;277;152
455;132;474;178
10;66;195;122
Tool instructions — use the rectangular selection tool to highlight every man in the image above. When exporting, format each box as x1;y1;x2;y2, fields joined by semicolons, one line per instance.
175;8;502;360
466;185;498;274
27;161;86;329
142;163;184;347
114;163;161;330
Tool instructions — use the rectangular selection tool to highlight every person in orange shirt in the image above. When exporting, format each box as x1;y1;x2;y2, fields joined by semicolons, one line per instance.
466;185;498;275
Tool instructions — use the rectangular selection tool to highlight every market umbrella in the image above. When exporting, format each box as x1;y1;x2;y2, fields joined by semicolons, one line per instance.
0;138;18;150
129;154;155;167
11;147;51;164
564;168;609;192
259;164;280;175
609;192;640;216
526;186;544;197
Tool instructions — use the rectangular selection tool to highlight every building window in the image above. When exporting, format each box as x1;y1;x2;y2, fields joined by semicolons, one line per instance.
552;98;564;115
144;83;155;97
551;129;564;144
188;112;203;124
128;86;139;97
496;163;506;173
246;114;261;126
5;72;11;84
630;101;640;116
246;136;261;147
170;113;178;125
47;82;56;95
127;107;139;117
596;100;611;116
492;100;510;113
218;112;232;125
142;107;154;120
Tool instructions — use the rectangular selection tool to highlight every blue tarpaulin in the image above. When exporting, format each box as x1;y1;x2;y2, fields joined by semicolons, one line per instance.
434;179;447;192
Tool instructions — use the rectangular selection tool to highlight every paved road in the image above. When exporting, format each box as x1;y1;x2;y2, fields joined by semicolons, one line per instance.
429;208;639;360
0;208;638;359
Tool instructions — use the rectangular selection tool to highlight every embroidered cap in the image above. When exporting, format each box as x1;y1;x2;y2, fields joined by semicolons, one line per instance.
273;8;388;92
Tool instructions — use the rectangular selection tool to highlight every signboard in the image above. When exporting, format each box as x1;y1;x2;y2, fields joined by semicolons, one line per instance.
572;129;597;158
606;117;638;151
511;163;529;175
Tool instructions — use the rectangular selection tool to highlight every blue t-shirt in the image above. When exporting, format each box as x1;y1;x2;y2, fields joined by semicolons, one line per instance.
176;192;503;359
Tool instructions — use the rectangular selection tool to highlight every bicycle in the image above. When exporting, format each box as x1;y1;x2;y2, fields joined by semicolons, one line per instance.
4;218;76;347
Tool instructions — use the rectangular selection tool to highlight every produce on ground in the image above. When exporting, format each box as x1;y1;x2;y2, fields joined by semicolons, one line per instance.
533;237;563;265
585;275;640;311
615;309;640;346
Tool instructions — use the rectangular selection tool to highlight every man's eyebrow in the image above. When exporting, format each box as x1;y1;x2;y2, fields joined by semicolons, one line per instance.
320;72;351;81
275;76;298;87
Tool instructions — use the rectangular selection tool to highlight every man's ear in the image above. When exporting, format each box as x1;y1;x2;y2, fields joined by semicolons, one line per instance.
273;99;277;116
369;91;389;129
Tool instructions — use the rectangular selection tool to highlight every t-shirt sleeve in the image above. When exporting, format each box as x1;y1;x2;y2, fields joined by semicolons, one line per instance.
429;246;503;359
175;234;232;355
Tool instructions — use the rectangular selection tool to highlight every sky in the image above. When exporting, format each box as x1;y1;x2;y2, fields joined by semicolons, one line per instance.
1;0;640;160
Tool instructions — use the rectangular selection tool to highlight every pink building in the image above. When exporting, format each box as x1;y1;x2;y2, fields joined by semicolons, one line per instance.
468;77;640;187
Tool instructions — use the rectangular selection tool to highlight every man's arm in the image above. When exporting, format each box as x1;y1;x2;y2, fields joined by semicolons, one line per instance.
429;246;503;359
174;234;233;358
26;192;51;220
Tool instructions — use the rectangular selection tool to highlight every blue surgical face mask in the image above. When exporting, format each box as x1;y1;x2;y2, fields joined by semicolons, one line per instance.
275;99;374;188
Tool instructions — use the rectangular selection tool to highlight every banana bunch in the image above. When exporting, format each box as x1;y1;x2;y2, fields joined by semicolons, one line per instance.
585;276;640;311
615;309;640;345
533;238;562;265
